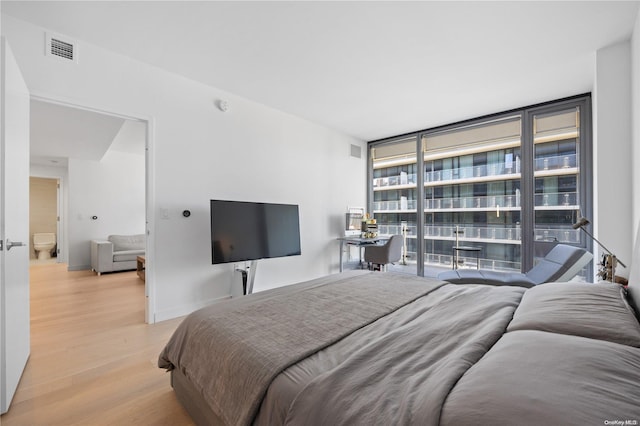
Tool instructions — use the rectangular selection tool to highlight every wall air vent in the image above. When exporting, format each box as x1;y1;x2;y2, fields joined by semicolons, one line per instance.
51;38;73;60
46;33;78;63
350;144;362;159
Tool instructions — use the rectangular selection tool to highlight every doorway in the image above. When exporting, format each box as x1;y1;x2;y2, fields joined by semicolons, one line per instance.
29;177;61;265
29;97;152;323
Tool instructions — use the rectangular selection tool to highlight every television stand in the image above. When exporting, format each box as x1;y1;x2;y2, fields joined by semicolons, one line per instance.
235;260;258;295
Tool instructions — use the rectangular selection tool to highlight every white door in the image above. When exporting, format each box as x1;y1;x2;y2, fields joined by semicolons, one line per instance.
0;38;31;414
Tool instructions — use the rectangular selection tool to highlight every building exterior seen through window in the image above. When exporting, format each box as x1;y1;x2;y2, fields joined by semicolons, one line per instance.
369;96;591;278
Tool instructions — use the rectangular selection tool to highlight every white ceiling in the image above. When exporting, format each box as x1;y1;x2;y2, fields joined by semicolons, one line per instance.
30;99;123;164
30;99;146;167
4;1;639;142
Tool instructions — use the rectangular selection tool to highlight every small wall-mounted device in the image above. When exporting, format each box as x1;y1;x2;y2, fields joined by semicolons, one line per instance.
217;99;229;112
91;215;98;220
182;210;191;218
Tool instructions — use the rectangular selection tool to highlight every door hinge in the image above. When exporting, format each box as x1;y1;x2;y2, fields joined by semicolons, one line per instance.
0;240;3;251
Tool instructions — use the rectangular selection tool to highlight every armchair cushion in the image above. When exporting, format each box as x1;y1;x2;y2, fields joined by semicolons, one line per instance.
108;234;145;252
113;250;145;262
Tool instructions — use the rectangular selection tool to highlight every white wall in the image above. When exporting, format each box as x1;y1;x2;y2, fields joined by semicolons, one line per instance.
67;150;145;270
632;8;640;240
2;16;366;321
594;41;633;277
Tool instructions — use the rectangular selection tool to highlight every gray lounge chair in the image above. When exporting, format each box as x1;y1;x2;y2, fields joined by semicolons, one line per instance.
437;244;593;287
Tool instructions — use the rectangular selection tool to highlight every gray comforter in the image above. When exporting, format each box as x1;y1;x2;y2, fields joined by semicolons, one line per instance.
282;283;524;426
159;272;640;426
159;271;447;425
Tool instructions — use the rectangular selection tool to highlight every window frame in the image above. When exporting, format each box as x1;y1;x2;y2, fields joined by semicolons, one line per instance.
367;94;592;278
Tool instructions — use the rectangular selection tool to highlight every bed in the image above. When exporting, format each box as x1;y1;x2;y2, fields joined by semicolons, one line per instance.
158;270;640;425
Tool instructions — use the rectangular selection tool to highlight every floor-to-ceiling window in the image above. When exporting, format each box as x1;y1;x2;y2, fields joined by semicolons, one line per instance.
370;137;418;275
530;105;586;270
368;95;592;279
421;115;523;272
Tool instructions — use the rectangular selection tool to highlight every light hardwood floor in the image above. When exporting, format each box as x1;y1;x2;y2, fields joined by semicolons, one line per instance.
0;263;194;426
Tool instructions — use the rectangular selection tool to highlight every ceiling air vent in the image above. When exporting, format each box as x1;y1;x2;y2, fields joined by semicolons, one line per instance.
46;33;78;63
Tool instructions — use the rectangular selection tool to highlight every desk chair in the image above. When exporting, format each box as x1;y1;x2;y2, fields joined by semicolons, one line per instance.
437;244;593;287
365;235;403;271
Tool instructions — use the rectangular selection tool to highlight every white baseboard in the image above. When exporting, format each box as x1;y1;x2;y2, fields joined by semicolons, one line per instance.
67;264;91;271
154;294;232;322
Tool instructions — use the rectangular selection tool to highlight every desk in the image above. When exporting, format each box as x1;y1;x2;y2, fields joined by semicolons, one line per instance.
452;246;481;270
338;236;387;272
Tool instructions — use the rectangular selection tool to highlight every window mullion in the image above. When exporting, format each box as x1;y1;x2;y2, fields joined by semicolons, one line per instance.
520;111;535;273
416;134;425;277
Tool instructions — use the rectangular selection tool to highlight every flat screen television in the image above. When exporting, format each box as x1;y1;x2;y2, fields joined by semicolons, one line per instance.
210;199;301;264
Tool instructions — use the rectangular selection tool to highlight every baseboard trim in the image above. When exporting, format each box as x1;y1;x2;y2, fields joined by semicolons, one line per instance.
67;264;91;271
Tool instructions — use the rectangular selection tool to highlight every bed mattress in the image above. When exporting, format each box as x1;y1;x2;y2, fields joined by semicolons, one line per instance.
159;271;640;426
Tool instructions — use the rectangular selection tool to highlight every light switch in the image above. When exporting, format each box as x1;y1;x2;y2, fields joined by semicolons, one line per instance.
161;208;170;219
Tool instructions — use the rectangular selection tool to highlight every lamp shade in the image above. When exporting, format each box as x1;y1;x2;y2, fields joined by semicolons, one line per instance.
573;217;590;230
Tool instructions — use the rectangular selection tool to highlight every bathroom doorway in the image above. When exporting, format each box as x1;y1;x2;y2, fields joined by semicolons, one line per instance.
29;176;62;265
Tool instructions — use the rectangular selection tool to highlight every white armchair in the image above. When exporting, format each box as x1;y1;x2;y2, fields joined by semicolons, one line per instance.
91;234;145;275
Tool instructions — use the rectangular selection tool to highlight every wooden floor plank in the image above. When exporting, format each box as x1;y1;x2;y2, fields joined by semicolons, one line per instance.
0;263;194;426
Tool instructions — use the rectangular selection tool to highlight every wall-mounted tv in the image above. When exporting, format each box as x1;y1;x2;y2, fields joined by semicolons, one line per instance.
210;199;301;264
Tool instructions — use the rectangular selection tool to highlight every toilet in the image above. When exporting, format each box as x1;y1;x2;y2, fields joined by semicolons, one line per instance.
33;233;56;260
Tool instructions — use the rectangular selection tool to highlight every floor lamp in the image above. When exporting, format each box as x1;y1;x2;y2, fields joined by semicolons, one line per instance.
573;217;626;282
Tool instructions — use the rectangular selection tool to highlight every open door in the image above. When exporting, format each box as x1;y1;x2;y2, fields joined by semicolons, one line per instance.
0;38;31;414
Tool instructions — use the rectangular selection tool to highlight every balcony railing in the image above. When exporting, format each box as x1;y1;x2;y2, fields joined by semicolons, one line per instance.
425;161;519;183
376;223;582;245
377;223;417;236
423;225;522;241
534;192;578;207
372;173;417;188
424;194;522;210
420;252;521;272
373;154;578;190
373;199;417;211
374;192;578;212
534;153;577;172
533;228;581;244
